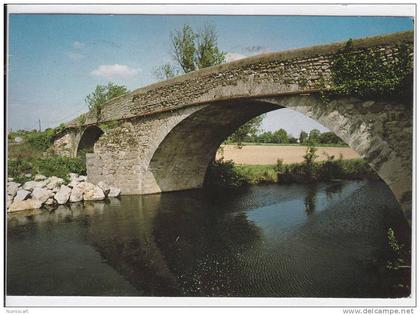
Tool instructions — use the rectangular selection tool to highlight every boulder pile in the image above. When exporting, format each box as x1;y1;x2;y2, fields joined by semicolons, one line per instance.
7;173;121;213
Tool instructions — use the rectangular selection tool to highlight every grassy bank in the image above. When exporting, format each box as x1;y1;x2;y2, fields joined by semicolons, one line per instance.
8;129;86;183
235;159;378;185
205;147;378;190
239;142;349;148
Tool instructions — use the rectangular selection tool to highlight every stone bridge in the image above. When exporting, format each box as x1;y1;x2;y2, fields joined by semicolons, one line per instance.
53;31;413;222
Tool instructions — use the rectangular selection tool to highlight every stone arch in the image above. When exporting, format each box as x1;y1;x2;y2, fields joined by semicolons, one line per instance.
143;101;279;194
143;95;411;221
76;125;104;157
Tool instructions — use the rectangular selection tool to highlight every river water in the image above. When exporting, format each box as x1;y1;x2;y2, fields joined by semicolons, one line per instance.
7;180;410;297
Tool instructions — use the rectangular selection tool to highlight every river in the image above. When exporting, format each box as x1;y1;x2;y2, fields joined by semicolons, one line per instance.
7;180;410;297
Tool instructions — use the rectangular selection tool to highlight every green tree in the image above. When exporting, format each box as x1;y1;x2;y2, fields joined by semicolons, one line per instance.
195;24;226;68
272;128;289;144
171;23;225;73
157;23;261;146
299;131;308;144
307;129;321;145
228;115;264;148
153;63;178;80
171;24;197;73
85;82;129;121
318;131;346;145
303;145;319;181
288;135;298;144
254;131;273;144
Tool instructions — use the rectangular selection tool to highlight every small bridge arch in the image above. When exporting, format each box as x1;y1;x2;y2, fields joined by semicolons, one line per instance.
76;125;104;157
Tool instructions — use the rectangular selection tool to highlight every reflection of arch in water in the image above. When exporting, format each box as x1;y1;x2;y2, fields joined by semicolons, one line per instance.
82;194;180;296
149;190;262;296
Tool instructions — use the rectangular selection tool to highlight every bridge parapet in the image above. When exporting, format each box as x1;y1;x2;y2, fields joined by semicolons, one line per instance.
54;31;413;223
65;31;413;127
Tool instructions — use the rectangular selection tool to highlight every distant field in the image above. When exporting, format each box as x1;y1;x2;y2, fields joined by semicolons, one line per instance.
217;144;360;165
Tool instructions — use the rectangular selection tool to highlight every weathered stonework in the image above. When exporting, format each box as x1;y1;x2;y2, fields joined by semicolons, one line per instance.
64;30;412;127
52;131;76;157
53;31;413;223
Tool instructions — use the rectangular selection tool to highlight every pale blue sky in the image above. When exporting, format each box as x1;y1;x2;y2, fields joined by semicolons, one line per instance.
7;14;413;135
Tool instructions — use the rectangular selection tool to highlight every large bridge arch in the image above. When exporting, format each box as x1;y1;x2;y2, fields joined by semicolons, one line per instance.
143;101;279;193
140;95;411;221
53;31;412;222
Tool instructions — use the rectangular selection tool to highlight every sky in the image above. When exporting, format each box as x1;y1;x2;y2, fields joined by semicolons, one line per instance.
7;14;413;136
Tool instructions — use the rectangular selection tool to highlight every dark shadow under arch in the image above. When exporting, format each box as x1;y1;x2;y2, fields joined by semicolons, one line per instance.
142;96;411;224
144;101;281;193
77;125;104;157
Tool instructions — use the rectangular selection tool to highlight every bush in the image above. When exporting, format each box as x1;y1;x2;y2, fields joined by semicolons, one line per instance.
326;39;413;105
303;146;319;181
317;154;345;181
339;159;378;179
8;156;86;183
8;127;87;182
235;165;277;184
8;157;33;182
25;128;56;151
204;158;247;190
32;157;86;179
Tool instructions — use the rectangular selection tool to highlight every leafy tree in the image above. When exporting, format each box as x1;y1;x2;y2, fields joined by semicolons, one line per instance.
156;23;227;80
157;23;261;146
195;24;226;68
171;24;198;73
228;115;264;147
299;131;308;144
153;63;178;80
318;131;346;145
272;128;289;144
253;131;272;144
303;145;319;181
288;135;298;144
85;82;129;121
170;23;225;75
307;129;321;145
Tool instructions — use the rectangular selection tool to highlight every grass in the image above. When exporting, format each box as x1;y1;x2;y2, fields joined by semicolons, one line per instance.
206;152;378;192
230;158;378;186
235;165;278;184
8;130;86;183
237;142;349;148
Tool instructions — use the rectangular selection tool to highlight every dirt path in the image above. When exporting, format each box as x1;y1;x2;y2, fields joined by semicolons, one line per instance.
216;145;360;165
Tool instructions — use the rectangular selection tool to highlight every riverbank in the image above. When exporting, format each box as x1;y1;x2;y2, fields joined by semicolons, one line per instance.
6;174;121;213
205;156;378;190
217;144;360;165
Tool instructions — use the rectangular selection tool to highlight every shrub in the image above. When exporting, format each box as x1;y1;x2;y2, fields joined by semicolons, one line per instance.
204;158;247;190
8;156;86;182
8;157;33;182
303;146;319;181
317;154;345;181
32;157;86;179
325;39;413;105
235;165;278;184
25;128;56;151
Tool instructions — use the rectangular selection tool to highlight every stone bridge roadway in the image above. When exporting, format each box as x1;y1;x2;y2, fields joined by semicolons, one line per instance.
53;31;413;223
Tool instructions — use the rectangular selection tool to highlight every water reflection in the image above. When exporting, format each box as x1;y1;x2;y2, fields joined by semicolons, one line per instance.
7;180;410;297
325;181;344;199
151;192;262;296
304;185;317;215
